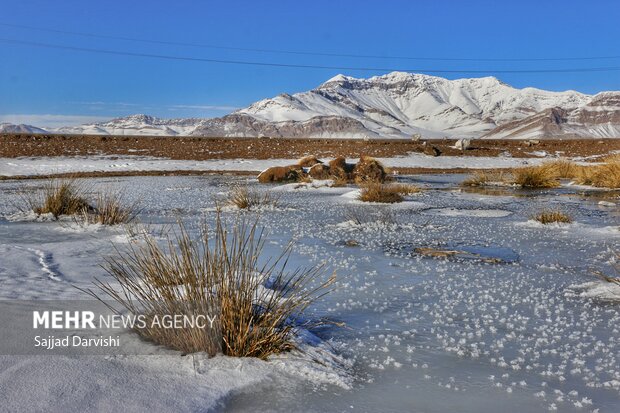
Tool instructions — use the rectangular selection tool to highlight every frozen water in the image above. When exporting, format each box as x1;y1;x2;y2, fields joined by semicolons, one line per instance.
0;175;619;412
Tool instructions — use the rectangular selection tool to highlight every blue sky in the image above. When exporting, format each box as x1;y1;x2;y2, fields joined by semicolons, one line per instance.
1;0;620;127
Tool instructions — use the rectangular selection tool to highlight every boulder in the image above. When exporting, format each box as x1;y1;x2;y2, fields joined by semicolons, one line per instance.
455;138;472;151
328;156;352;180
424;145;442;157
257;165;303;183
308;163;331;180
297;155;323;168
352;155;387;184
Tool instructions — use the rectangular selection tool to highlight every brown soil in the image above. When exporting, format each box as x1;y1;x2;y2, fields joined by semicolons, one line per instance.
2;134;619;160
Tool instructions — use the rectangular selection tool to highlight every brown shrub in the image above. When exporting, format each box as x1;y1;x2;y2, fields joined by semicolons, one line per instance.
574;157;620;189
297;155;323;168
226;185;279;210
257;165;303;183
358;182;420;203
80;190;140;225
533;209;572;224
543;160;579;179
86;217;335;358
352;155;387;184
461;171;508;187
511;165;560;188
23;178;91;219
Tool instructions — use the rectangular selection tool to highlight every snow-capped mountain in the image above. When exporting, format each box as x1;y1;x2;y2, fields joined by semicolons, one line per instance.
52;114;209;136
0;123;48;134
5;72;619;139
233;72;591;138
482;92;620;139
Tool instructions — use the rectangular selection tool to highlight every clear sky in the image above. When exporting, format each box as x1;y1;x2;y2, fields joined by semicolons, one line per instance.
1;0;620;127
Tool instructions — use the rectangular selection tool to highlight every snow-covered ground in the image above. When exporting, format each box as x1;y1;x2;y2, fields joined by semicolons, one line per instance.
1;174;619;412
0;153;548;177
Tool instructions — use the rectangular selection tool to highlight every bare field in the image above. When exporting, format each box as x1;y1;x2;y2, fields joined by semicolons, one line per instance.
2;134;620;160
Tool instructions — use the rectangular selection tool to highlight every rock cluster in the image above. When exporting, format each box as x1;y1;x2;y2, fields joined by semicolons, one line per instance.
257;155;387;184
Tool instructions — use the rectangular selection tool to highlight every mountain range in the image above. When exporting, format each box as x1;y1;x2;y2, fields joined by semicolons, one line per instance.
2;72;619;139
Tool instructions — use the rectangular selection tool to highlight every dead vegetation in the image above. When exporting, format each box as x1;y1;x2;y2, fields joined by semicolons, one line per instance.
79;190;140;225
543;160;580;179
461;158;620;190
20;178;139;224
574;155;620;189
462;164;564;189
511;165;560;188
83;216;335;358
461;171;508;187
225;185;279;210
21;178;91;219
593;252;620;286
358;182;420;203
533;209;573;224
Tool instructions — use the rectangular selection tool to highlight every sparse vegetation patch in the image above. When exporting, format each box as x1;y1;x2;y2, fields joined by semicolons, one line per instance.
358;182;420;203
226;185;279;210
22;178;91;219
511;165;560;188
84;217;335;358
533;209;572;224
461;171;508;187
80;190;140;225
574;156;620;189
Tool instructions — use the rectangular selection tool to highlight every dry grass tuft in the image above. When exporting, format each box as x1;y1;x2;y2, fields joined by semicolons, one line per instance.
358;182;420;203
23;178;90;219
80;190;140;225
533;209;573;224
83;216;335;358
461;171;508;187
226;185;279;210
593;252;620;286
574;157;620;189
511;165;560;188
543;160;580;179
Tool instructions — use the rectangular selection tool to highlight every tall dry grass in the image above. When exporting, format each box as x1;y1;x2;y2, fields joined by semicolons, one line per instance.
80;190;140;225
22;178;90;219
511;165;560;188
83;216;335;358
542;160;580;179
226;185;279;210
358;182;420;203
461;171;508;187
574;155;620;189
593;252;620;286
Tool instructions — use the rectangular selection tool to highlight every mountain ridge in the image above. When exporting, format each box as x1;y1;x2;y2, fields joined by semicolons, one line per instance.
3;72;619;139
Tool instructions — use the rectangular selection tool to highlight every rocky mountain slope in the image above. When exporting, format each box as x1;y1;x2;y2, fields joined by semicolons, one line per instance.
4;72;619;139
